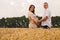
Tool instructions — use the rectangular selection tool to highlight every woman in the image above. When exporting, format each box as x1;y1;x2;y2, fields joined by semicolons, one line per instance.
28;5;39;28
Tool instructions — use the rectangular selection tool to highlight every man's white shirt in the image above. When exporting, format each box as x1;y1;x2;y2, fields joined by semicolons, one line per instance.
41;8;52;27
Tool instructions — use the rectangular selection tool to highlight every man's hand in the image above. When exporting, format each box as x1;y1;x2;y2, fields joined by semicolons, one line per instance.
39;20;41;23
39;16;48;23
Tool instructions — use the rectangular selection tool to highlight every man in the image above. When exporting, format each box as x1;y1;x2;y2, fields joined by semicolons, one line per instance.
39;2;52;28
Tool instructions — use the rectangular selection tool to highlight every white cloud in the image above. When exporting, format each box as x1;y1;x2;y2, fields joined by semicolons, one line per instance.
10;1;15;5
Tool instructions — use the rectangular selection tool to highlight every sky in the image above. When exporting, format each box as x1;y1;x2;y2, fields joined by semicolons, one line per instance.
0;0;60;18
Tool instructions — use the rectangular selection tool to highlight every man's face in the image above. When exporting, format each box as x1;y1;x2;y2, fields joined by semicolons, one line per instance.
44;3;48;9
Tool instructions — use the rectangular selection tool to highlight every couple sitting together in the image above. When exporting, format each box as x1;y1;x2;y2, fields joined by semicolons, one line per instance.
28;2;52;28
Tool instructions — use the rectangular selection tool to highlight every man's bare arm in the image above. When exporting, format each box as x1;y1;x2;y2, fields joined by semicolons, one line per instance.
39;16;48;22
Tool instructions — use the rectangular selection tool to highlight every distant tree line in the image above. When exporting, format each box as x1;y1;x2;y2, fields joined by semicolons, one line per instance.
0;16;60;28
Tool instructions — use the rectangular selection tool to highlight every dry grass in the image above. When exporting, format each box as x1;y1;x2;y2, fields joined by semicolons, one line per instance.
0;28;60;40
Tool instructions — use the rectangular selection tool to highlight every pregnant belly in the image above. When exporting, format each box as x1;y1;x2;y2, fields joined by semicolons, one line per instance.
29;21;35;24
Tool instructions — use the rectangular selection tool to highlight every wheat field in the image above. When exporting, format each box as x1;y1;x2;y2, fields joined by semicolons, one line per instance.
0;28;60;40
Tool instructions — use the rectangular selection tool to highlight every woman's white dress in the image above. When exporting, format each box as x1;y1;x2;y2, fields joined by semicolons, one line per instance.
28;11;38;28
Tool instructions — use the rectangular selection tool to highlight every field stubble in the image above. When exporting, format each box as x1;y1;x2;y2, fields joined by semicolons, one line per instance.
0;28;60;40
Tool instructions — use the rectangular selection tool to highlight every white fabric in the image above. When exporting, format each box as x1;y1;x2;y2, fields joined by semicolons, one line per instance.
28;11;38;28
41;9;52;27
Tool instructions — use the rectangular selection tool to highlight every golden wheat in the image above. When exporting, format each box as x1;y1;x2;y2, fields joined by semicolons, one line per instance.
0;28;60;40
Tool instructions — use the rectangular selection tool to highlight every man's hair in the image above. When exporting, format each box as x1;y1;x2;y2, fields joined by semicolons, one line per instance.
44;2;48;5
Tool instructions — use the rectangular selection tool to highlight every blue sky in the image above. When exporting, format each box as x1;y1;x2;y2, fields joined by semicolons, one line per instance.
0;0;60;18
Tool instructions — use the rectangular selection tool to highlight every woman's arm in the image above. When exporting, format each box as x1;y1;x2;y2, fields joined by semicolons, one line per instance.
28;12;39;25
32;16;39;25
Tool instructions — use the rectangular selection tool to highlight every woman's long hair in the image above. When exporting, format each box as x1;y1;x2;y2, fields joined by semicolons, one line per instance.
29;5;35;14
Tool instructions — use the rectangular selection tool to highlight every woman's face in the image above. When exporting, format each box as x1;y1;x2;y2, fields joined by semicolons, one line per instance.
30;6;35;12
